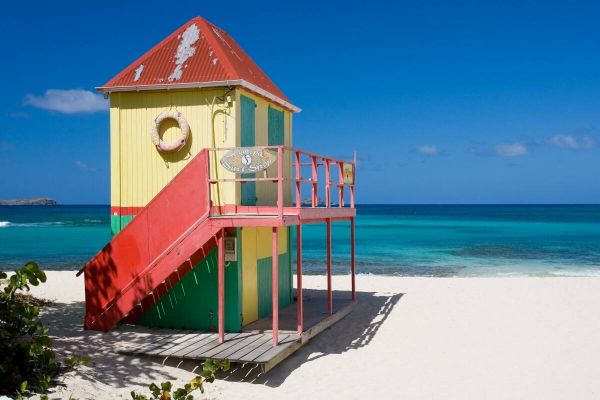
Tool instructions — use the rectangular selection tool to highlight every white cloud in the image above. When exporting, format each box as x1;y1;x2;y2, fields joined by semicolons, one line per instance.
75;160;97;172
549;134;596;150
582;136;597;148
25;89;107;114
494;142;528;157
417;145;438;156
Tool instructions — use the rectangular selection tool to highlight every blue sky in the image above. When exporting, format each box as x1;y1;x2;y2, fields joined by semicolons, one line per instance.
1;0;599;204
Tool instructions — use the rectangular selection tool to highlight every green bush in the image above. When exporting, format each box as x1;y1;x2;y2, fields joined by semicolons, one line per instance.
0;262;59;396
130;359;230;400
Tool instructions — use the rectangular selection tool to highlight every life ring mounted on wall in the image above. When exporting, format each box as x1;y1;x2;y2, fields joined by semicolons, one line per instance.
151;110;190;152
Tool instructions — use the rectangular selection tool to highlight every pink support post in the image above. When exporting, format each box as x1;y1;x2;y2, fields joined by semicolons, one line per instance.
326;218;332;315
277;147;284;218
351;153;356;208
217;230;225;343
272;226;279;346
351;217;356;301
325;159;331;208
311;156;318;207
295;151;301;208
296;224;303;334
338;161;344;207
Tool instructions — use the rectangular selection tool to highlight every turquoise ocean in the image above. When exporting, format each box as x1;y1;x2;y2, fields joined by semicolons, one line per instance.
1;205;599;276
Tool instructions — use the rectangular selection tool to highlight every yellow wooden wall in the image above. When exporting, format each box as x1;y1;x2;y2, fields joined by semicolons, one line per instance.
109;88;237;209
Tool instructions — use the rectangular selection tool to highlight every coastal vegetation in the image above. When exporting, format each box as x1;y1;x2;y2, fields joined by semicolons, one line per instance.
0;262;229;399
0;198;57;206
130;359;230;400
0;263;88;398
0;262;59;396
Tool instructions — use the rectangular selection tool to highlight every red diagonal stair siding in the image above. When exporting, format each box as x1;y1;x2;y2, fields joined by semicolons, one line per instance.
78;150;219;331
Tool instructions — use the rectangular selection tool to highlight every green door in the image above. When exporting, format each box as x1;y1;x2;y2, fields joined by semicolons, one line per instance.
257;253;292;318
268;106;284;146
241;96;256;206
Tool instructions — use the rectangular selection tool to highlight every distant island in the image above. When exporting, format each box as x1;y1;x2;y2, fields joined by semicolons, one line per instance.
0;197;57;206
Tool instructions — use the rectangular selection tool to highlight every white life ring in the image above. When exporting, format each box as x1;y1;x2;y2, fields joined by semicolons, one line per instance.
151;111;190;152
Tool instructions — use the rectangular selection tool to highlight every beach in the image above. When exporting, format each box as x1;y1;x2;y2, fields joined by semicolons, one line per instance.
5;4;600;400
30;271;600;399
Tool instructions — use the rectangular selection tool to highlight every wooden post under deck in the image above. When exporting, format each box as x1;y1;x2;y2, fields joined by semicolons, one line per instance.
217;229;225;343
351;217;356;300
272;226;279;346
277;146;284;218
296;224;303;334
326;218;332;315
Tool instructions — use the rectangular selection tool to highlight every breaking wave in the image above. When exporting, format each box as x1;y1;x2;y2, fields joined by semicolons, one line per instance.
0;221;66;228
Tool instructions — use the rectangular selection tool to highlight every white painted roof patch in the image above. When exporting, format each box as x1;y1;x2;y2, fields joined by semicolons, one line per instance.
133;64;144;82
168;24;201;82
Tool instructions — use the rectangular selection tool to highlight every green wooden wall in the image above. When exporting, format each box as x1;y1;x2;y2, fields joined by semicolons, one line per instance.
111;213;293;331
111;214;135;236
135;245;243;332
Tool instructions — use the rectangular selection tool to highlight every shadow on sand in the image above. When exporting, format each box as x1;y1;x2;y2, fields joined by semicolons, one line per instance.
40;288;403;390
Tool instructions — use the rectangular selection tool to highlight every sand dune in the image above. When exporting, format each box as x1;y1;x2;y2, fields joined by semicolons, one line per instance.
29;272;600;399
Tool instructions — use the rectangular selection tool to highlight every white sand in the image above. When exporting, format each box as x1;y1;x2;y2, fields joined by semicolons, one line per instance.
28;271;600;400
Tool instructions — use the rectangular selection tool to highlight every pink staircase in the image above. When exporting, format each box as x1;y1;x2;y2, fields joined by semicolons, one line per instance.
78;150;219;331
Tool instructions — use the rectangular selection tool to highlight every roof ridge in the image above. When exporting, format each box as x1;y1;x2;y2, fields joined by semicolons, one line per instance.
197;18;238;82
200;19;290;103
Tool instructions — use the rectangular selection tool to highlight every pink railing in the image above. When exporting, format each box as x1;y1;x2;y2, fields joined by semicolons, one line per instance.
206;146;356;217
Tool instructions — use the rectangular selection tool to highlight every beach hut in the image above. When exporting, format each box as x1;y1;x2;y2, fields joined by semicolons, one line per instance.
78;16;357;371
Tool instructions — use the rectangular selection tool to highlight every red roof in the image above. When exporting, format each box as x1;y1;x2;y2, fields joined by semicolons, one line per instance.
98;17;298;112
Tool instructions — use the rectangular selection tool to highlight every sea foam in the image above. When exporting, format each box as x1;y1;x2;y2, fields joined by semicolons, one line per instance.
0;221;67;228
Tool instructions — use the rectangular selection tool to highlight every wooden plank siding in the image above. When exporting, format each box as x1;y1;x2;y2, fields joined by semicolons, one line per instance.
109;86;294;333
119;296;356;372
257;253;293;319
110;88;238;211
135;244;243;332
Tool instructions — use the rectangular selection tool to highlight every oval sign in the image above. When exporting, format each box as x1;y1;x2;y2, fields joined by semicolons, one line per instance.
220;147;277;174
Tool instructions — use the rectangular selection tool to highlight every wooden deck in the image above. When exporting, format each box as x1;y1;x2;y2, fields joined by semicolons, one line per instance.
119;293;356;372
210;205;356;227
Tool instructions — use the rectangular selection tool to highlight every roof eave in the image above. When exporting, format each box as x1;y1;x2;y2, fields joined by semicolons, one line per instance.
96;79;301;113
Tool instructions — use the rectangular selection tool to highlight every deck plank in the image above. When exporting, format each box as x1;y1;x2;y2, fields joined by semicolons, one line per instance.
185;333;242;358
200;333;256;359
253;334;301;363
152;332;211;356
211;333;266;360
169;333;218;358
242;334;291;362
145;332;196;355
153;332;204;356
157;333;213;357
124;329;182;353
227;334;272;361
